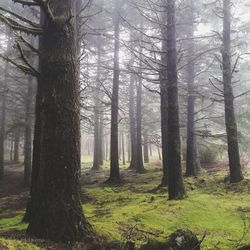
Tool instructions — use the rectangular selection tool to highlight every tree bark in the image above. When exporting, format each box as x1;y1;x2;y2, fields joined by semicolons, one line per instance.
26;1;92;242
185;0;197;177
222;0;243;183
166;0;185;200
160;2;168;186
109;0;122;183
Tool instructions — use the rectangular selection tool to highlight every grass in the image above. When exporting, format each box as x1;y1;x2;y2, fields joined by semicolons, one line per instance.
1;160;250;249
82;163;250;250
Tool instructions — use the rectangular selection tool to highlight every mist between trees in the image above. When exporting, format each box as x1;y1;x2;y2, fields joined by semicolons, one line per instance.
0;0;250;249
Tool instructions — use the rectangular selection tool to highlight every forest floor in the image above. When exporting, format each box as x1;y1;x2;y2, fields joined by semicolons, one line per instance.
0;158;250;249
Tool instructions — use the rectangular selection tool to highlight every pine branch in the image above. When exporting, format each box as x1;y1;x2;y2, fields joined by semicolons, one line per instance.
16;41;39;76
0;6;40;28
17;34;40;55
0;13;43;35
0;54;38;77
13;0;39;7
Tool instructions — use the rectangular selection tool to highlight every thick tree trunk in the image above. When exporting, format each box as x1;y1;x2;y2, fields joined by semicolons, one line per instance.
185;0;197;177
143;131;149;163
166;0;185;200
222;0;243;183
160;3;168;186
26;1;92;242
24;75;34;186
109;0;121;183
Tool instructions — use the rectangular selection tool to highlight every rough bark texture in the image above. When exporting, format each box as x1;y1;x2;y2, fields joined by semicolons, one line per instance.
109;1;121;183
25;1;92;242
166;0;185;200
222;0;243;183
160;3;168;185
185;0;197;177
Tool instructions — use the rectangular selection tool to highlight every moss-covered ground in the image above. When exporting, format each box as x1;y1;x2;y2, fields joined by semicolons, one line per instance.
1;158;250;249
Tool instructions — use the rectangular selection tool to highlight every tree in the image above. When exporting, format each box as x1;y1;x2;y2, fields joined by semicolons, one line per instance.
108;0;122;183
222;0;243;183
185;0;198;177
160;2;168;186
0;0;95;242
0;28;11;180
166;0;186;200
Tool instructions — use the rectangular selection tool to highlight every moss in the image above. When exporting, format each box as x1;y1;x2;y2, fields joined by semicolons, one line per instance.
0;238;41;250
1;163;250;249
82;166;250;249
0;213;27;232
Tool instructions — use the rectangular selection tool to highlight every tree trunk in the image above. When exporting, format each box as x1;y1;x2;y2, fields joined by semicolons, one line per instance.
99;112;104;166
0;31;10;179
166;0;185;200
136;71;145;173
92;43;101;170
127;133;131;162
160;3;168;186
185;0;197;177
157;146;162;161
143;131;149;163
128;72;137;169
0;79;6;178
105;133;109;161
14;127;20;163
10;133;14;161
121;132;125;165
26;2;92;242
109;0;121;183
24;75;34;186
222;0;243;183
